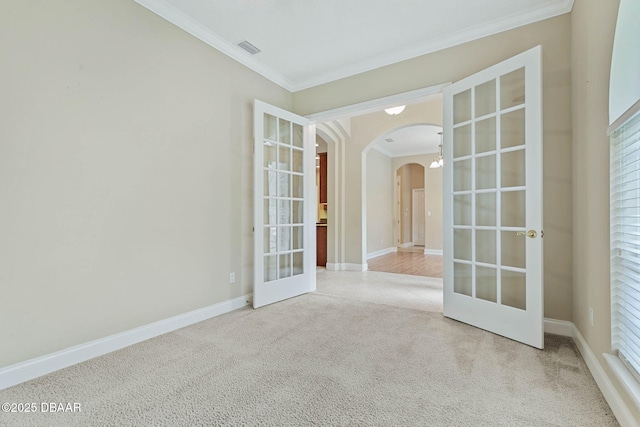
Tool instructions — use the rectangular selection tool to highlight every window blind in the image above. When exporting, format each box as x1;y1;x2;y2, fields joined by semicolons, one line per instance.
612;110;640;378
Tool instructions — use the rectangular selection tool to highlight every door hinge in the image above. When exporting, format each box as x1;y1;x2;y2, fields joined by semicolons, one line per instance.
252;227;255;232
541;230;544;238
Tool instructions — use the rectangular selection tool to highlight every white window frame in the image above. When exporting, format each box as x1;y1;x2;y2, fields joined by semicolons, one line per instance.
609;108;640;410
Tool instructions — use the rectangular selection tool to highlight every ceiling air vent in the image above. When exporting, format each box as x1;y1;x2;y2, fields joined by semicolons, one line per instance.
237;40;261;55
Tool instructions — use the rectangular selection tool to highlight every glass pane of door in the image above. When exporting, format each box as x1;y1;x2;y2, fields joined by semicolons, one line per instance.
451;69;530;309
262;111;304;282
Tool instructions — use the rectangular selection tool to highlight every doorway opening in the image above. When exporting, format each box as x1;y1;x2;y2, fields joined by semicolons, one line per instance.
310;88;447;313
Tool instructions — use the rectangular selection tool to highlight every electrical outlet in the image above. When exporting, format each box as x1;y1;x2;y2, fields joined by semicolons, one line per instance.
230;272;236;284
589;307;594;327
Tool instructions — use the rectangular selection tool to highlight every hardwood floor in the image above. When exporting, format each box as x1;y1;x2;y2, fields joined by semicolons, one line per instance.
367;249;443;278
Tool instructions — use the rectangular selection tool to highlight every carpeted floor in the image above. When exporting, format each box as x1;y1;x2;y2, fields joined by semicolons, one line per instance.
0;272;618;426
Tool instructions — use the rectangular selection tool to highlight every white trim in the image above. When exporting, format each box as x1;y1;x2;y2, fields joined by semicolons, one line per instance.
399;242;414;249
609;99;640;135
0;294;252;391
572;326;640;427
604;353;640;414
134;0;573;92
544;320;639;426
133;0;294;91
326;262;342;271
367;247;397;260
306;85;450;123
424;249;444;256
543;318;573;336
347;263;368;272
325;263;368;271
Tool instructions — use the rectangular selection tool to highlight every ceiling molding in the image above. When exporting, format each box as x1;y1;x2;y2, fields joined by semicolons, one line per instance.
291;0;574;91
136;0;573;93
134;0;295;91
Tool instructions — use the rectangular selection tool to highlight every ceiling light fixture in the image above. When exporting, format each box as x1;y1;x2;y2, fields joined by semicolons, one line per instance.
430;132;444;169
384;105;406;115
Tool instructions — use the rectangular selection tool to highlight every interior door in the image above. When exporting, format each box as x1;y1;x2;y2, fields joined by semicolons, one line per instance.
442;46;544;348
254;100;316;308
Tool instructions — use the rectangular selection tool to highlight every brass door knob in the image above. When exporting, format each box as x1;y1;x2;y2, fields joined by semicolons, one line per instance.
516;230;537;238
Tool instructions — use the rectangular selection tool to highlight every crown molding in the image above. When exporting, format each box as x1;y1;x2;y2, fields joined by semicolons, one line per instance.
290;0;574;91
136;0;573;93
134;0;295;91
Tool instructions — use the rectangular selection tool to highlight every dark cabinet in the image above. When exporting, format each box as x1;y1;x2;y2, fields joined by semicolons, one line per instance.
316;225;327;266
319;152;327;204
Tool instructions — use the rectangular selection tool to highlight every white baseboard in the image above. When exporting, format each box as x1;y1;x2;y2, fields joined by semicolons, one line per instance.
346;263;367;271
543;318;573;336
399;242;414;248
0;293;252;391
326;263;341;271
326;263;368;272
2;307;637;426
367;247;397;260
423;249;443;256
542;319;638;426
572;324;639;427
604;353;640;417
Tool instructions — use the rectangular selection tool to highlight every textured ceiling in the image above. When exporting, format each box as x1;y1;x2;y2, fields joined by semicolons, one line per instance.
136;0;573;91
371;124;443;158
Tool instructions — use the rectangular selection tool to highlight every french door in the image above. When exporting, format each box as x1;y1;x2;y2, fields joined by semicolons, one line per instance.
253;100;316;308
443;46;544;348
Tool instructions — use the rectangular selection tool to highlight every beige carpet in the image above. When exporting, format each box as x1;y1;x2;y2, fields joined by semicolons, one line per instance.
315;269;444;312
0;273;618;426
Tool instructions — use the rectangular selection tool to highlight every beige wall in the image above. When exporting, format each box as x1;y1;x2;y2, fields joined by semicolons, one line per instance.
0;0;291;368
366;149;394;254
571;0;640;420
294;15;573;321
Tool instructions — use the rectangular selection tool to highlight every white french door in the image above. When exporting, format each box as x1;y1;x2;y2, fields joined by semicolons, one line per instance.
443;46;544;349
253;100;316;308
